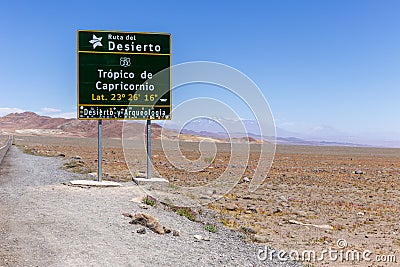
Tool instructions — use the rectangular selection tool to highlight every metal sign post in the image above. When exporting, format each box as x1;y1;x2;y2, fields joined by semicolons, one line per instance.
98;120;102;182
146;119;152;179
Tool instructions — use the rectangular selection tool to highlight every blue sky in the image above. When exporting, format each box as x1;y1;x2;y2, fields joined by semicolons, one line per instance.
0;0;399;145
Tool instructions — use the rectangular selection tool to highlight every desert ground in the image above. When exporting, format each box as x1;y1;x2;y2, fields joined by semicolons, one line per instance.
8;135;400;266
0;136;8;148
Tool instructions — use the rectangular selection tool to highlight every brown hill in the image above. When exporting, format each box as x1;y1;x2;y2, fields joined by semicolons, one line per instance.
0;112;178;139
228;136;263;144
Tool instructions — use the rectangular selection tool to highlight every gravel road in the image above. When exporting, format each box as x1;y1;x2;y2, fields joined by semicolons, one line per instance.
0;146;300;267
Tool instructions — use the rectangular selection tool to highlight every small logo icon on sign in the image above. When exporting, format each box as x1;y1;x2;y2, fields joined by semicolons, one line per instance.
89;34;103;49
120;57;131;67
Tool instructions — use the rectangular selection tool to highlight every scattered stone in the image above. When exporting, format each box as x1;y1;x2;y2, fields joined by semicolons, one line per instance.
135;172;147;178
247;205;258;213
136;227;146;234
124;212;170;234
309;208;320;214
130;195;146;203
253;234;269;243
173;230;180;236
194;234;203;240
294;210;308;217
241;226;256;234
200;195;212;200
279;196;288;202
225;204;237;211
280;202;290;208
273;207;282;214
205;190;216;195
122;212;132;217
288;219;333;230
64;159;86;170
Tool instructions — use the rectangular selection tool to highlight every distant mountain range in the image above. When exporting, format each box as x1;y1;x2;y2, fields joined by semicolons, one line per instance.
0;112;397;147
161;117;371;147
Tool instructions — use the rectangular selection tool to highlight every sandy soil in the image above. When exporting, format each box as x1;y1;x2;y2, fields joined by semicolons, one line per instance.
0;136;8;146
11;135;400;266
0;145;301;267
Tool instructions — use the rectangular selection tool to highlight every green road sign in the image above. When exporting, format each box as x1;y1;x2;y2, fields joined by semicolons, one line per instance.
77;30;171;120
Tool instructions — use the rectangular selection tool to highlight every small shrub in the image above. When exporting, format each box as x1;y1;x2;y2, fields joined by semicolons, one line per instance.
204;157;215;165
175;207;196;221
168;183;179;190
204;224;218;233
163;202;197;222
218;218;239;228
142;196;157;207
62;160;92;174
